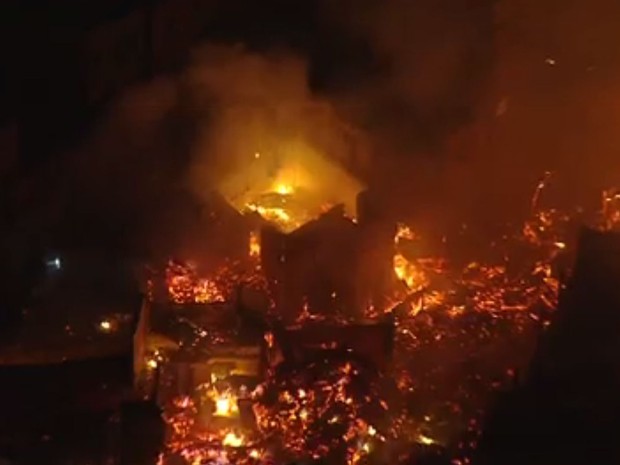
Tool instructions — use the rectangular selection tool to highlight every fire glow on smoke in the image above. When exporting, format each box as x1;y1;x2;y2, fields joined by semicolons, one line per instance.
218;149;363;233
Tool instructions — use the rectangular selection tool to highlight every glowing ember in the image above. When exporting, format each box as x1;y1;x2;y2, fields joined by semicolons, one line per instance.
252;356;389;464
394;223;417;243
154;176;620;465
417;434;436;446
393;253;429;291
98;319;112;332
166;261;225;304
601;188;620;230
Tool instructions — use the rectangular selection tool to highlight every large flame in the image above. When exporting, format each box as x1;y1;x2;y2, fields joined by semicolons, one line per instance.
218;146;363;232
210;388;240;418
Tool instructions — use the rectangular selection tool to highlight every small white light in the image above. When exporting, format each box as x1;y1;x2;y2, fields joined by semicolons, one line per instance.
46;257;62;270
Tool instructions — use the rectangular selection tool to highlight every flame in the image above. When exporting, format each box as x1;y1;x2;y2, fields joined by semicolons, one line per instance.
246;203;293;228
273;182;294;195
249;230;261;258
393;224;427;290
395;223;417;243
210;389;239;418
393;253;429;290
417;434;436;446
219;147;363;233
222;431;244;447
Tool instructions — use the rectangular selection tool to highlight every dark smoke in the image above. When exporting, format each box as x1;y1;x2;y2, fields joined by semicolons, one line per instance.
315;0;496;227
467;0;620;215
62;44;367;260
317;0;620;231
57;0;620;258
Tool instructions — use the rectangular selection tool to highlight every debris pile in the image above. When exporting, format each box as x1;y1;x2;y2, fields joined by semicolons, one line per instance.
145;174;620;464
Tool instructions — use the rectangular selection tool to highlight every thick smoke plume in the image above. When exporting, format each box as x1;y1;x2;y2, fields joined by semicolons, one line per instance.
187;45;366;215
63;0;620;258
66;44;366;259
317;0;496;229
462;0;620;216
319;0;620;230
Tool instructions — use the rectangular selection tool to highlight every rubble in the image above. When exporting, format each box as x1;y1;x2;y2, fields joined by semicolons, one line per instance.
140;175;620;464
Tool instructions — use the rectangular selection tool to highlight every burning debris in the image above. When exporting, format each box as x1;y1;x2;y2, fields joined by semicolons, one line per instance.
165;261;225;305
140;164;620;465
253;356;390;464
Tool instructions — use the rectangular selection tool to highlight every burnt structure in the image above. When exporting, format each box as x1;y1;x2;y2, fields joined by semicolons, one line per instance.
261;205;361;320
356;189;398;312
274;316;395;371
143;300;266;403
477;227;620;465
260;190;395;321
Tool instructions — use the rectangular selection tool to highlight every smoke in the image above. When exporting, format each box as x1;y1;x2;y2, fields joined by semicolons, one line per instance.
62;0;620;257
187;44;367;216
315;0;620;230
465;0;620;215
65;44;367;258
315;0;496;228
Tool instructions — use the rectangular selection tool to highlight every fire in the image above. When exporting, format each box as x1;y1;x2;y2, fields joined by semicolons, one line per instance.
243;172;306;231
393;253;429;291
222;431;244;448
249;230;261;258
394;223;417;243
273;182;294;195
417;434;436;446
601;188;620;230
218;147;363;233
211;389;239;418
166;261;224;304
393;223;429;291
246;203;293;228
155;174;620;465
